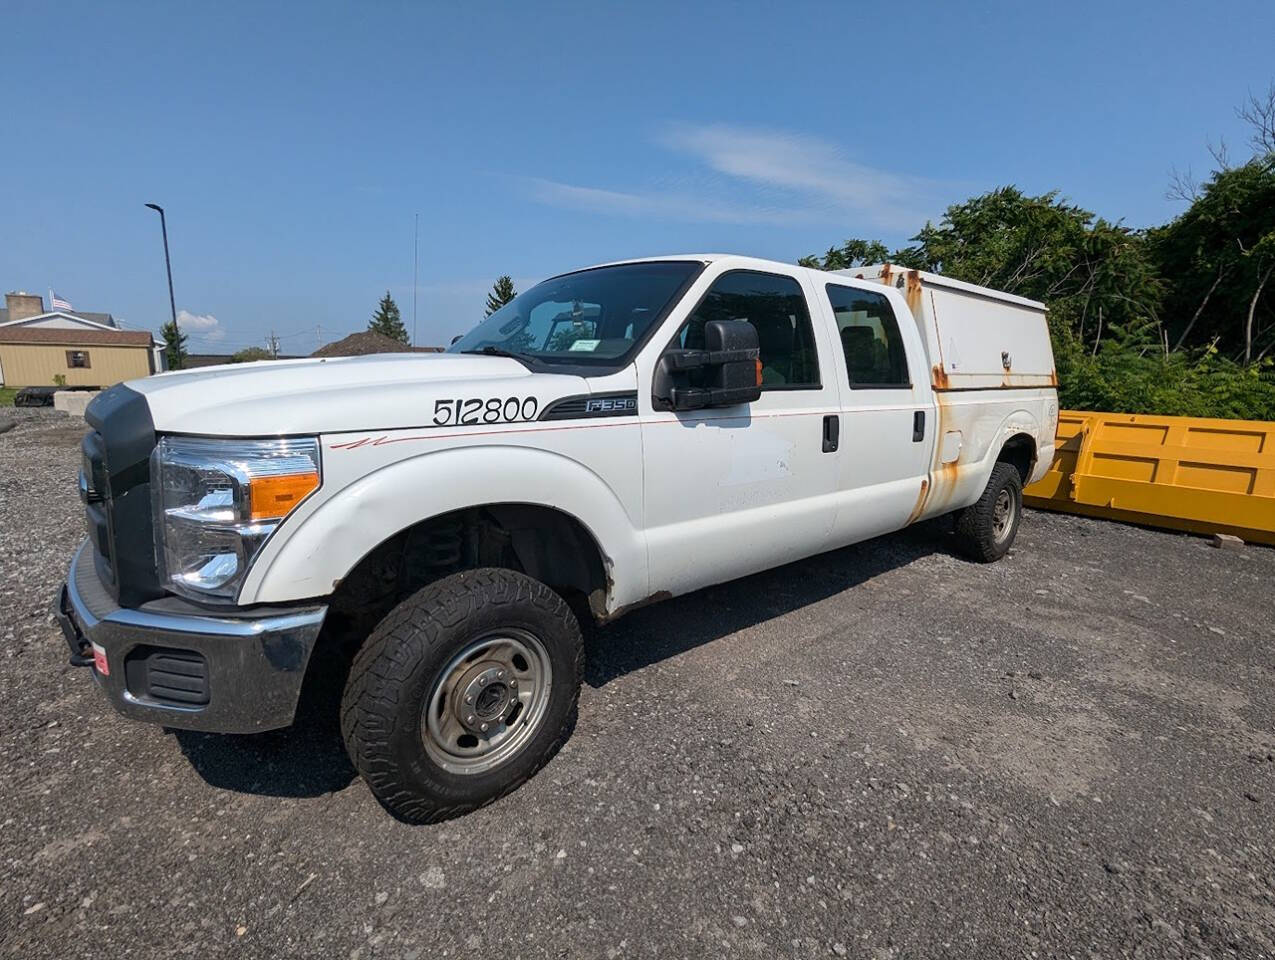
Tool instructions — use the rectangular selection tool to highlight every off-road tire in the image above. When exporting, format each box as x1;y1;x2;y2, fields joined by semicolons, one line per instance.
340;568;583;823
953;462;1023;563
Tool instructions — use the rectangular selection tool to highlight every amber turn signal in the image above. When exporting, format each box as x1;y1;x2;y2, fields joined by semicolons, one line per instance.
248;471;319;521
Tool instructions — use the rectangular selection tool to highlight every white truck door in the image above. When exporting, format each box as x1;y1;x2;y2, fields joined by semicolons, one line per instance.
818;279;936;544
640;266;842;596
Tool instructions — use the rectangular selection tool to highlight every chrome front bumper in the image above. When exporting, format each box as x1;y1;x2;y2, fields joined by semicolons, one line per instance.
54;541;327;733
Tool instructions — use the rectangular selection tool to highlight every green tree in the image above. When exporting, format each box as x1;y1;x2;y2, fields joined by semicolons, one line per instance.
368;291;409;343
485;276;518;316
798;239;892;271
231;346;274;363
160;318;188;370
1150;156;1275;362
889;188;1164;355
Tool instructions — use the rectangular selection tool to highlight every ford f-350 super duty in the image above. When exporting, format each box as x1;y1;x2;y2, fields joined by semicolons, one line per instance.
55;255;1058;822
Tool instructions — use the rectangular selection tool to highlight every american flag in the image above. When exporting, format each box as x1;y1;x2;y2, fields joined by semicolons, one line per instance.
50;289;72;311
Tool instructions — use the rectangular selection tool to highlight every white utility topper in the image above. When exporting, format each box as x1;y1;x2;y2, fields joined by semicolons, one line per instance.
56;255;1057;822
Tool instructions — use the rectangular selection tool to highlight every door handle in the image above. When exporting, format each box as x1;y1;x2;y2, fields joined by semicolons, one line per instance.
913;410;926;442
822;414;839;453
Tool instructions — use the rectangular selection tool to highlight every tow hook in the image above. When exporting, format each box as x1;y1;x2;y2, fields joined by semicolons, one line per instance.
52;584;94;667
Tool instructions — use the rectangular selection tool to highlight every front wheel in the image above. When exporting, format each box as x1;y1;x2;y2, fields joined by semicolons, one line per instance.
340;568;583;823
952;462;1023;563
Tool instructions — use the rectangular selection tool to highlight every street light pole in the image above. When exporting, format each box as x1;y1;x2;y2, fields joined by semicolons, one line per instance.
144;203;177;330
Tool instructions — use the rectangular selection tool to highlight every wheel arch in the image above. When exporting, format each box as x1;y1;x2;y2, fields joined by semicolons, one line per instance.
239;444;647;615
996;431;1038;486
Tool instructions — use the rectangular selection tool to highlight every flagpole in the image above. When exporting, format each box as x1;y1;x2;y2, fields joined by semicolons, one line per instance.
412;212;419;348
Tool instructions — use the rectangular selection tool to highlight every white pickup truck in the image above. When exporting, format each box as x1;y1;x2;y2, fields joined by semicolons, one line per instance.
55;255;1057;822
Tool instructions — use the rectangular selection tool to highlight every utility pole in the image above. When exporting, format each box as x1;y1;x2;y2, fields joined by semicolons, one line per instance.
266;330;280;359
144;203;177;330
315;323;322;352
412;212;419;348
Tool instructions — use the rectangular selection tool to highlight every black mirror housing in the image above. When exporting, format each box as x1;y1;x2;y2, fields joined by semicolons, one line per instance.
653;319;762;411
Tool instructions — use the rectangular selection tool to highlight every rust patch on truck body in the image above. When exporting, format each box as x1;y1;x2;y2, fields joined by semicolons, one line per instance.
927;457;961;513
910;384;964;522
600;590;673;624
905;479;930;525
904;270;923;318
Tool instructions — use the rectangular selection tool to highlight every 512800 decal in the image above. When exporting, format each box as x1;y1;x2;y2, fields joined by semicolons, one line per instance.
433;396;539;426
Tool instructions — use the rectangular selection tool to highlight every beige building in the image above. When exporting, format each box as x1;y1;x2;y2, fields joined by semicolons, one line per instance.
0;291;163;388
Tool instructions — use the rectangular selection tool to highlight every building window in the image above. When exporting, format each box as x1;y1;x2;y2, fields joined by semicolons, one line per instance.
66;350;92;369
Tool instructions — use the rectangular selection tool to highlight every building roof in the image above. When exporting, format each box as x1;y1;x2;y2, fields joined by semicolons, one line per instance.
74;311;118;328
0;308;117;328
184;353;305;368
310;331;439;357
0;326;153;347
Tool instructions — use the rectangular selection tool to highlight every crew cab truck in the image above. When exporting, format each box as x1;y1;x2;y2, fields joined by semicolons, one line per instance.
55;255;1057;822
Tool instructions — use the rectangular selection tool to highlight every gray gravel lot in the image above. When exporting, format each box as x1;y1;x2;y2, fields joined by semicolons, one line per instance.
2;407;1274;959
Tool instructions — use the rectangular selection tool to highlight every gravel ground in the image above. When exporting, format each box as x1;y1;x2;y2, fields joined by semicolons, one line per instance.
2;407;1274;959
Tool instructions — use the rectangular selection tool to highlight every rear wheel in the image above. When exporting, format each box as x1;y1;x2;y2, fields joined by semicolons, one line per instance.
340;568;583;823
953;462;1023;562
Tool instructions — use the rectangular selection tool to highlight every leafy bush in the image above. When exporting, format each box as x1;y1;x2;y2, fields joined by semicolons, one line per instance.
1053;330;1275;421
231;346;274;363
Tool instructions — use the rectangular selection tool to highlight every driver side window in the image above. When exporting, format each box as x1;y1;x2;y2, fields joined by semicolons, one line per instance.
678;271;820;389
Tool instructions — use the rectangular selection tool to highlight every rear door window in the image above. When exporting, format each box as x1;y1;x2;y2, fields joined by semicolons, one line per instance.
825;284;910;388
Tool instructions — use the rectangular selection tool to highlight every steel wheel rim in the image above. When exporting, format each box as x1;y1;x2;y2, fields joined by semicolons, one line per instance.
992;488;1016;543
421;629;553;775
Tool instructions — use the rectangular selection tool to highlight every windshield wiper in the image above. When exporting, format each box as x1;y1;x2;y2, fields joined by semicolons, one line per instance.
459;345;543;369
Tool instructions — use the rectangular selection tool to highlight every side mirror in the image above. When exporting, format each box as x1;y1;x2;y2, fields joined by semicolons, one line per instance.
450;335;463;346
652;319;762;412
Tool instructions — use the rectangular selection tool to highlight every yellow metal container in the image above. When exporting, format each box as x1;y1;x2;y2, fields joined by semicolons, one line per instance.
1023;411;1275;546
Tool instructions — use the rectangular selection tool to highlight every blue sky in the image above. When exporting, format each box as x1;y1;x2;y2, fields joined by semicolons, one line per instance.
2;0;1272;352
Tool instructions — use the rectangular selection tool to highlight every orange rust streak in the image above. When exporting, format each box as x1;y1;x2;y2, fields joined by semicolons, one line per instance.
927;459;961;512
904;270;923;318
905;478;930;525
931;364;950;390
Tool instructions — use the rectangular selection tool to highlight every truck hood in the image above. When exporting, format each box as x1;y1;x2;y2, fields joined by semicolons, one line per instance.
127;353;590;435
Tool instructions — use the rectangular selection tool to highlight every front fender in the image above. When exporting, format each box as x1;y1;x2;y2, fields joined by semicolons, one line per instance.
238;444;647;613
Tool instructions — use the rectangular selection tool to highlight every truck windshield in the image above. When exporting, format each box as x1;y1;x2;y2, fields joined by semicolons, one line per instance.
450;261;702;366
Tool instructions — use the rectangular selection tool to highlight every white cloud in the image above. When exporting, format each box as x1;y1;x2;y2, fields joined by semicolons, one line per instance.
525;124;952;234
176;309;225;342
662;124;941;231
524;177;817;226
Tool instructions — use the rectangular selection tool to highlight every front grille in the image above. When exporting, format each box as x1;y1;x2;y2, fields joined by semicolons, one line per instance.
82;385;162;606
124;646;210;707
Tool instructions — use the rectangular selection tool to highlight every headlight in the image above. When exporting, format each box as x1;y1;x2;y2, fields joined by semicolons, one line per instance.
151;436;321;602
